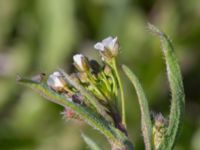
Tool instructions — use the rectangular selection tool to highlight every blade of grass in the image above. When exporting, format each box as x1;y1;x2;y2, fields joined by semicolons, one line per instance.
148;23;185;149
122;65;152;150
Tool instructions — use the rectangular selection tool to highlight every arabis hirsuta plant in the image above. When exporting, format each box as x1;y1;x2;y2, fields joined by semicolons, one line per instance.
17;24;184;150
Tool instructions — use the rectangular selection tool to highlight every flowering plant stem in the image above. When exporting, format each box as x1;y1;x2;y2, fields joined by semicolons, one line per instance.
17;25;185;149
112;58;126;127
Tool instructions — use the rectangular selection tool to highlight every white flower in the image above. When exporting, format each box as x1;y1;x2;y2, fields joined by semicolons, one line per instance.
94;36;119;59
73;54;89;72
73;54;84;69
94;36;118;51
47;71;66;91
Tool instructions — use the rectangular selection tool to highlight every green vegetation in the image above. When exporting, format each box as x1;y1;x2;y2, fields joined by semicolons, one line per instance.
0;0;199;149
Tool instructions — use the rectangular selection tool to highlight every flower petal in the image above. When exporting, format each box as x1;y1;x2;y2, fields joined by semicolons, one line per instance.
47;71;65;89
94;42;105;51
102;36;113;46
73;54;83;68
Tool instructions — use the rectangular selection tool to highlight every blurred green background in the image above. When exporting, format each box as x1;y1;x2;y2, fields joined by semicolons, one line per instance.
0;0;200;149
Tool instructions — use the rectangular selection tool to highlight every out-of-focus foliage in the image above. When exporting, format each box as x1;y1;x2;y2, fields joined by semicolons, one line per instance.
0;0;199;149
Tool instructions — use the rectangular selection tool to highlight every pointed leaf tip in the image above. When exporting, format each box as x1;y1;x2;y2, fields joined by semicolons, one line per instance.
147;23;166;38
147;24;185;149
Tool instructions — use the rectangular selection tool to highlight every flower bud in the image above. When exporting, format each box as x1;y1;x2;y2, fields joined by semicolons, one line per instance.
89;59;101;74
152;113;168;149
94;36;119;61
72;94;84;104
47;71;67;92
70;73;80;84
104;65;112;75
77;72;88;83
31;73;46;83
73;54;89;72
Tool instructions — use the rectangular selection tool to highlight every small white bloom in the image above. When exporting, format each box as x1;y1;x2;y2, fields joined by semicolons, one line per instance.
73;54;84;68
94;36;118;51
73;54;88;71
47;71;66;91
94;42;105;51
94;36;119;60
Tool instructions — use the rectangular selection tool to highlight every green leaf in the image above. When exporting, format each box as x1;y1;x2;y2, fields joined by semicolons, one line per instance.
122;65;152;150
17;77;114;139
148;23;185;149
81;133;102;150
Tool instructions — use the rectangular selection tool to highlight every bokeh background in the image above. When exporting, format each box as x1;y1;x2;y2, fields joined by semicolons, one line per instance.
0;0;200;149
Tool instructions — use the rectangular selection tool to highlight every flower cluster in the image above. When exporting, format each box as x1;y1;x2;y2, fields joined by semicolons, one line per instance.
47;36;126;133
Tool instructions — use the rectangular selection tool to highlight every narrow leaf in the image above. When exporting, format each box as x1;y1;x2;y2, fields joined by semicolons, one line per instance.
148;23;185;149
17;77;116;141
122;65;152;150
81;133;102;150
17;76;133;149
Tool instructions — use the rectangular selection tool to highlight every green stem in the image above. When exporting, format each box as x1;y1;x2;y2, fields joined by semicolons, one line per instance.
101;72;112;93
87;71;109;100
112;58;126;127
110;72;118;96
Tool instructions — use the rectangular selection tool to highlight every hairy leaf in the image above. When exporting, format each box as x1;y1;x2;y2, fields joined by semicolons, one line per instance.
122;65;152;150
17;77;115;139
17;76;133;149
148;23;185;149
